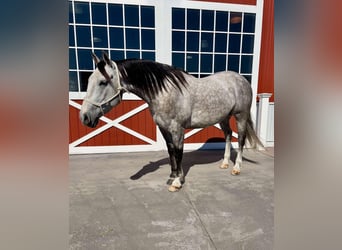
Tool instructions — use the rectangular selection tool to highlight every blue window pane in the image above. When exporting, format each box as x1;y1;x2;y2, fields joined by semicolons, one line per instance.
125;5;139;27
242;74;252;83
108;4;123;25
94;49;109;59
229;12;242;32
69;25;75;46
172;8;185;29
186;53;199;72
201;32;213;52
126;28;140;49
142;52;155;61
228;34;241;53
110;50;124;60
243;13;255;33
141;29;155;50
93;27;108;48
109;28;124;48
76;26;91;47
141;6;155;28
172;53;185;69
187;9;200;30
69;71;78;91
242;34;254;53
69;48;76;69
172;31;185;51
216;11;228;31
74;2;90;24
215;33;227;52
126;50;140;59
228;55;239;72
79;71;92;91
200;54;212;72
241;55;253;73
214;54;226;72
91;3;107;25
201;10;214;31
69;2;74;23
187;32;199;51
191;73;199;78
200;74;210;78
77;49;93;70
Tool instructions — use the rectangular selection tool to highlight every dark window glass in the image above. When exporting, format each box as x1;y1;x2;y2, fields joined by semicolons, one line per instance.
69;48;76;69
94;49;109;59
216;11;228;31
191;73;199;78
200;54;212;72
201;32;213;52
141;29;155;50
242;34;254;53
229;12;242;32
242;74;252;83
200;74;210;78
243;13;256;33
109;28;124;48
187;9;200;30
69;25;75;46
79;71;92;91
74;2;90;24
76;26;91;47
172;31;185;51
228;55;239;72
172;53;185;69
69;71;78;91
69;2;74;23
214;54;226;72
126;50;140;59
141;6;155;27
125;5;139;27
77;49;93;70
108;4;123;25
228;34;241;53
142;52;155;61
187;32;199;51
186;53;199;72
91;3;107;25
215;33;227;52
241;55;253;73
125;28;140;49
201;10;214;31
93;27;108;48
172;8;185;29
110;50;124;60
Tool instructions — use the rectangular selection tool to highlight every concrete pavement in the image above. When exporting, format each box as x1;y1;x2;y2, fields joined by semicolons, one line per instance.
70;148;274;249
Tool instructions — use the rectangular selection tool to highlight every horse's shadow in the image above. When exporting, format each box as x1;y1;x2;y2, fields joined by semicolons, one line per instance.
130;138;258;180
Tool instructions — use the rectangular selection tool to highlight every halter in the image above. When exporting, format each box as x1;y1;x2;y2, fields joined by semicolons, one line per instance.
83;65;126;116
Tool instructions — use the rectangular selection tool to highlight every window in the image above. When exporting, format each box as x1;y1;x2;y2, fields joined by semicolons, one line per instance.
171;8;256;81
69;1;156;92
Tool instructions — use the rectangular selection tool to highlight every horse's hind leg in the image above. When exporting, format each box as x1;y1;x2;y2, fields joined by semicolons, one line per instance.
219;117;232;169
232;113;248;175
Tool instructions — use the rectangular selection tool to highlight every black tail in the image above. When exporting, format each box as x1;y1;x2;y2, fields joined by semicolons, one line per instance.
246;115;264;149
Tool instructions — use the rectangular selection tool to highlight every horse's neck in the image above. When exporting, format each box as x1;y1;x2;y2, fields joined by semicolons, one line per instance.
121;81;152;104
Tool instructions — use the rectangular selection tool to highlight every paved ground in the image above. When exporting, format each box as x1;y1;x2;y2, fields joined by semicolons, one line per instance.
70;148;274;250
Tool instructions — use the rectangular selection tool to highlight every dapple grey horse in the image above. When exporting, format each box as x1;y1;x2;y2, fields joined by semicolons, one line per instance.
80;52;262;192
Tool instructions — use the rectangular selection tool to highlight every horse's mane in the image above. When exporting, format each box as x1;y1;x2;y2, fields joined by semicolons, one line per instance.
115;59;188;99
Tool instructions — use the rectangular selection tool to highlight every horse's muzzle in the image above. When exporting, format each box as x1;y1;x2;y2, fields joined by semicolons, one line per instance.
80;112;98;128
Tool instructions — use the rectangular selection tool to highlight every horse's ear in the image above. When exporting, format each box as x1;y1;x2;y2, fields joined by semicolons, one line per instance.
102;51;113;67
91;52;100;65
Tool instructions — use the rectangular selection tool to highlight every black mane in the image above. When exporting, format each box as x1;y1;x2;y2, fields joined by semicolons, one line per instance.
115;59;188;99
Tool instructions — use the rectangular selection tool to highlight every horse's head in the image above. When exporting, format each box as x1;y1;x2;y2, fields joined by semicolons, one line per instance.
80;52;123;128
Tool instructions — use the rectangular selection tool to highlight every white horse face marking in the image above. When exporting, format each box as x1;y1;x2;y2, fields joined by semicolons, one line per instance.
80;59;121;128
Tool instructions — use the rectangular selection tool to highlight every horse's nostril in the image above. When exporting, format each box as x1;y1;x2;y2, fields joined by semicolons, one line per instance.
82;113;90;125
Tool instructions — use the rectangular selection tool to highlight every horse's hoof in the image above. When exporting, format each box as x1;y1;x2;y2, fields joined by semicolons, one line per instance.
168;185;181;192
166;178;174;185
220;163;229;169
231;168;241;175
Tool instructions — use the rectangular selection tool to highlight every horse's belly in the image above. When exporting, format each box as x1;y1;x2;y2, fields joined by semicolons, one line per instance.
187;110;227;128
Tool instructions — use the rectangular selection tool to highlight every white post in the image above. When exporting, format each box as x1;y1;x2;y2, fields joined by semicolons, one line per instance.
257;93;272;146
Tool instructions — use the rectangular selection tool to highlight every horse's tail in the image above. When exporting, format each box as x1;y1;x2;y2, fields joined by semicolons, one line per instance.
246;115;264;150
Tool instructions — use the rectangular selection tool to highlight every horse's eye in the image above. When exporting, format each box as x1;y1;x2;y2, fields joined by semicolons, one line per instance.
99;81;107;86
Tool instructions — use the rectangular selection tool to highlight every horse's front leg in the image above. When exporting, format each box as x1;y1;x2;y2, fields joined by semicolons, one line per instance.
159;127;185;192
